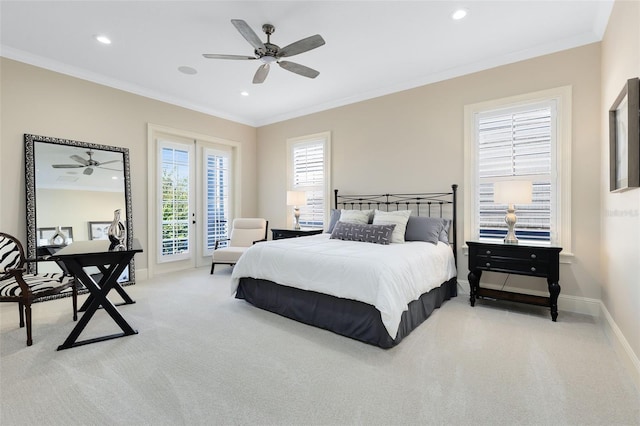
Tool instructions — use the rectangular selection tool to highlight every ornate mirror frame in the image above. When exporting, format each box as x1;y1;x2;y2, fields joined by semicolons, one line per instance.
24;134;135;285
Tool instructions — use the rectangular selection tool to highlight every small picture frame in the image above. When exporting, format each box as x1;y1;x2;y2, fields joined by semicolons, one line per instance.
37;226;73;245
609;77;640;192
89;221;111;240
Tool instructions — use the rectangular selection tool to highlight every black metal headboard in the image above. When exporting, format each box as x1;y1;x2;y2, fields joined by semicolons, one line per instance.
334;184;458;266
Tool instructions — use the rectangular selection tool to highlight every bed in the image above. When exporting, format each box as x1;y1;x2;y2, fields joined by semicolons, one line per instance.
231;185;458;348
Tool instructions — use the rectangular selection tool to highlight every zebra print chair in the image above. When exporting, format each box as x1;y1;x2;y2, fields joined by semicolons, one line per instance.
0;232;77;346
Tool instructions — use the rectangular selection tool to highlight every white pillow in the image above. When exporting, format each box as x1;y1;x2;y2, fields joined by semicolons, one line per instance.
372;209;412;243
339;209;371;225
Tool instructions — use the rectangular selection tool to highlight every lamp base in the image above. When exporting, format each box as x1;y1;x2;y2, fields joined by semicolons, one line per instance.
294;207;301;230
504;206;518;244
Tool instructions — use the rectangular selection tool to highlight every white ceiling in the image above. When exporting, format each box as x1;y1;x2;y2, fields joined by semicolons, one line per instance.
34;142;125;192
1;1;613;127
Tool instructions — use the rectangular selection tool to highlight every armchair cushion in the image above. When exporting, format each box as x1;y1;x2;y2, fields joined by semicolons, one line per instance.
212;246;248;263
0;272;74;297
229;218;268;247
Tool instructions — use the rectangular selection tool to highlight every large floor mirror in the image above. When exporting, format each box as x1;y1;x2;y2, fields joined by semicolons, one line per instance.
24;134;135;286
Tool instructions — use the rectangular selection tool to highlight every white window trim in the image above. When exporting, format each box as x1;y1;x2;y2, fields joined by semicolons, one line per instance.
463;86;572;257
286;131;331;228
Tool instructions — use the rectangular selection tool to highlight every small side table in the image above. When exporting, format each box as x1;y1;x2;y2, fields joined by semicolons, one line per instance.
467;240;562;321
272;228;323;240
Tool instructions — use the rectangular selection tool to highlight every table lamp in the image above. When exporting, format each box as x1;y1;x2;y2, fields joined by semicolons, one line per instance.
287;190;307;230
493;180;532;244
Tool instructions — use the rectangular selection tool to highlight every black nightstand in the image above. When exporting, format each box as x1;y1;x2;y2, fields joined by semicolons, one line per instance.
467;240;563;321
271;228;324;240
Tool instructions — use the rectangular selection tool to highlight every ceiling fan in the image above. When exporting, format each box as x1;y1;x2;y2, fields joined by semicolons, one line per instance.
203;19;325;84
52;150;121;176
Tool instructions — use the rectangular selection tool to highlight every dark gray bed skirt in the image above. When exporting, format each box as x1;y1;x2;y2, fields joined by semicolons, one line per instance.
235;277;458;349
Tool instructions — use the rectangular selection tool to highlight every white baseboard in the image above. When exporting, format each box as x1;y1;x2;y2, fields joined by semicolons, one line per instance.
599;302;640;392
456;279;640;391
456;279;601;316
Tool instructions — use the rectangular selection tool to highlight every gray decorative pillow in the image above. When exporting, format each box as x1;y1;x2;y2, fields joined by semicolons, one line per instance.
326;209;341;233
439;219;452;245
330;222;396;245
405;216;444;245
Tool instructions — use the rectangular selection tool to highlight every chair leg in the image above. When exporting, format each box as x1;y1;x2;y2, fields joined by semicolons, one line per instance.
24;301;33;346
18;301;25;327
210;263;215;274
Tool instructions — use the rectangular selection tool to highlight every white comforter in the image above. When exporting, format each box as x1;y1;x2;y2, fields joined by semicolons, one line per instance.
231;233;457;339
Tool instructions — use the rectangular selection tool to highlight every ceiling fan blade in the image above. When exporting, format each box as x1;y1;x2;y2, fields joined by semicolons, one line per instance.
231;19;265;52
98;166;123;172
202;54;257;60
278;61;320;79
52;164;84;169
83;168;94;176
70;154;89;166
96;160;120;166
253;64;270;84
278;34;325;58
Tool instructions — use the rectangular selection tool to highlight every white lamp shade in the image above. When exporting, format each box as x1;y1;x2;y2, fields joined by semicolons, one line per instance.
494;180;533;205
287;190;307;206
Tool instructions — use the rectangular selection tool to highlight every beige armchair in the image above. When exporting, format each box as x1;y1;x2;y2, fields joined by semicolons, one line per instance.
210;218;268;274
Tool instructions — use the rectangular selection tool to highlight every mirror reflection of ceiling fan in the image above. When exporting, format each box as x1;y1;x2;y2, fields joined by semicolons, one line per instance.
52;150;122;176
203;19;325;84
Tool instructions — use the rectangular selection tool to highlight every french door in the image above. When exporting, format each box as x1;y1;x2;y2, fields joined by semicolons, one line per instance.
148;125;237;276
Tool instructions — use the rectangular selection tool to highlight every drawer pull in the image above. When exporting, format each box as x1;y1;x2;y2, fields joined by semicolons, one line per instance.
531;253;537;259
486;250;491;255
531;267;536;272
486;262;491;267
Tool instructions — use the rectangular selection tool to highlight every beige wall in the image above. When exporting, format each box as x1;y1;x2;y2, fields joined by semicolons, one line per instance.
0;58;258;272
36;188;124;242
257;43;603;306
600;0;640;381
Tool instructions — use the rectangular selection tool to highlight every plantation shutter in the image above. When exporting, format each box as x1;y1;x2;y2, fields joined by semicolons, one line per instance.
292;140;325;228
477;102;555;241
205;149;230;250
160;145;191;258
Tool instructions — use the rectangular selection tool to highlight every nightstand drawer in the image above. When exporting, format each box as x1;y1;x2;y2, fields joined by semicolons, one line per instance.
476;256;548;277
476;245;549;262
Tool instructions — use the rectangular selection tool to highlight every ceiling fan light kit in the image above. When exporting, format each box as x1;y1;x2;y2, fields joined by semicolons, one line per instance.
203;19;325;84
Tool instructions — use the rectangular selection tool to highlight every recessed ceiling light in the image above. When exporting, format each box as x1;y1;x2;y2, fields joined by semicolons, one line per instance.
95;35;111;45
240;91;249;97
451;9;468;20
178;66;198;75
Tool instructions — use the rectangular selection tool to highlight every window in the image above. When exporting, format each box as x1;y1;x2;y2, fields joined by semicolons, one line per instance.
287;132;331;229
464;87;571;252
204;148;231;251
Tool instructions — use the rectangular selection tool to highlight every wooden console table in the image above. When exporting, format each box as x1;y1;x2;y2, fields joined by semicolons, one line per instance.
467;240;562;321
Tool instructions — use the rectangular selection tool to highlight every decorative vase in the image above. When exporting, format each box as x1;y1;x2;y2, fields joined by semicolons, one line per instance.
108;209;126;250
49;225;67;245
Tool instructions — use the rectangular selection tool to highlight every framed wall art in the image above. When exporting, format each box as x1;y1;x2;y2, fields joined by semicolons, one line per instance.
609;77;639;192
89;221;111;240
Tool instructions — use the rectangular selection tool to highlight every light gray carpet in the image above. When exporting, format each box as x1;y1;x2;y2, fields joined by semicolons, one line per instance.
1;267;638;426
